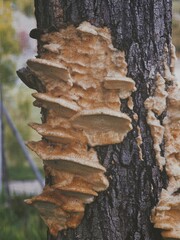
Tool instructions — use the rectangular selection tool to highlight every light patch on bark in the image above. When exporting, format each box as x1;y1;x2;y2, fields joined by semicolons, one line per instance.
145;73;167;169
164;43;177;83
136;126;143;161
151;46;180;239
132;112;143;161
127;96;134;110
22;22;136;236
170;43;177;76
133;113;138;121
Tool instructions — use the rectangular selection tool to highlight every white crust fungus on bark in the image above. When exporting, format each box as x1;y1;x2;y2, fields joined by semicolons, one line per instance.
136;126;143;161
23;22;136;236
151;180;180;239
145;73;167;170
150;45;180;239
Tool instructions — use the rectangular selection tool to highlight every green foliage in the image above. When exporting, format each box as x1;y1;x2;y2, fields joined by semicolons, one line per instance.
0;2;20;55
4;87;31;167
0;59;17;85
8;165;44;181
0;1;42;181
0;0;42;184
0;1;20;85
0;194;46;240
12;0;34;16
3;85;42;172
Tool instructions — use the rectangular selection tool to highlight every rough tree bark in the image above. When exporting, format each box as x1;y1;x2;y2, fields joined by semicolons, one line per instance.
32;1;172;240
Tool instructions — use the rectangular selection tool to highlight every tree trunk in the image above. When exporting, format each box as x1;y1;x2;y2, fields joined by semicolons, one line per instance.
32;1;172;239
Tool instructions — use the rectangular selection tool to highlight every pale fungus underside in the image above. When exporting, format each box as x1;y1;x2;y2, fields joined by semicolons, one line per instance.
21;22;136;236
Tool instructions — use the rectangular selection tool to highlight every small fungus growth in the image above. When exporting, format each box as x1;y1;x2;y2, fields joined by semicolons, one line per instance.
136;126;143;161
145;73;167;170
150;44;180;239
19;22;136;236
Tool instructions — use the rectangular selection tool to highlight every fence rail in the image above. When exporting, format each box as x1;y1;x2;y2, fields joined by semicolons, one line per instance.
0;97;44;193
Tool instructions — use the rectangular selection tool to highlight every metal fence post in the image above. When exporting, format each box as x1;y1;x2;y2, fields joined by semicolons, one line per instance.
2;104;44;188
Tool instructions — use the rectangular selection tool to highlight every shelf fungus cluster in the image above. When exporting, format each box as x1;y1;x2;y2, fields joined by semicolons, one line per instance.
149;45;180;239
21;22;135;236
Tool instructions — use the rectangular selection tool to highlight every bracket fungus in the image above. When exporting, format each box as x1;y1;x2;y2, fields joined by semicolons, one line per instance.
19;22;136;236
25;188;86;236
32;93;81;118
71;108;132;146
27;58;73;86
144;73;167;170
151;182;180;239
150;45;180;239
104;75;136;99
29;123;86;144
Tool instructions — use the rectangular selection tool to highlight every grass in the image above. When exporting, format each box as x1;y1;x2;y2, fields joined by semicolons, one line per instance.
3;83;43;181
0;193;47;240
7;164;44;181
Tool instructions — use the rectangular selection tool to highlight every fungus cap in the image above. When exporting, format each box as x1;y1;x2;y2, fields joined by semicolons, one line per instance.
77;22;98;35
27;58;73;84
25;189;85;236
29;123;86;144
54;185;97;198
32;93;81;118
27;141;106;174
71;108;132;146
71;108;131;132
104;76;135;91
